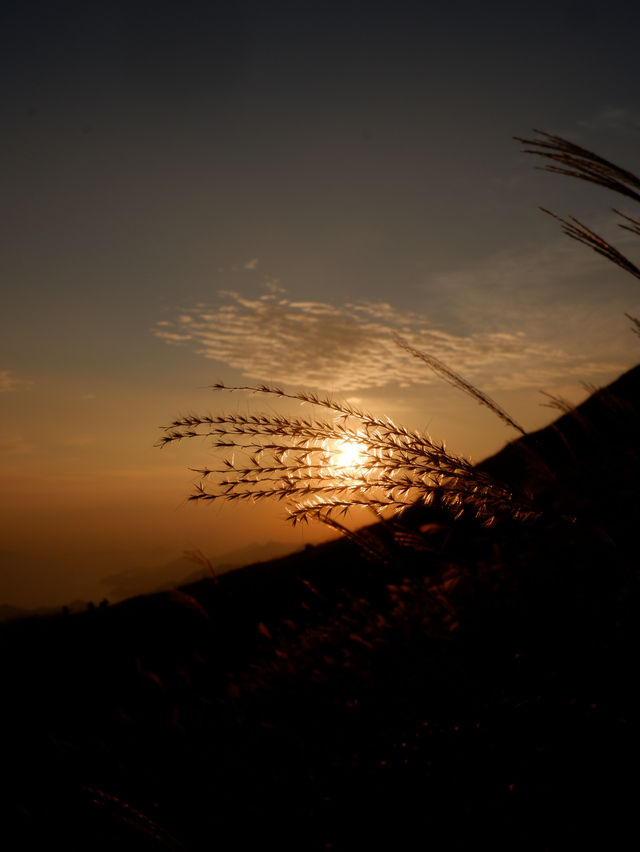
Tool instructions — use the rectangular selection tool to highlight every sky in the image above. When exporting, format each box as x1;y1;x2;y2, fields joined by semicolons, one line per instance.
2;0;640;611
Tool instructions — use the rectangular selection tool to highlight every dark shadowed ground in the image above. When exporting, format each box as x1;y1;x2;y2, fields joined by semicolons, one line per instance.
2;366;640;850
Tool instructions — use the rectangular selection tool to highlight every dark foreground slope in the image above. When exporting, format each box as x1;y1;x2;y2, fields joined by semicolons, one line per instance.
2;366;640;850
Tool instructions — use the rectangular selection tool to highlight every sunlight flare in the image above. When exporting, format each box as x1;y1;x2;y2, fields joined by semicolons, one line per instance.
333;439;368;471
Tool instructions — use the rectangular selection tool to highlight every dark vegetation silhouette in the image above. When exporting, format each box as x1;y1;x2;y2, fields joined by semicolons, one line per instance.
2;133;639;849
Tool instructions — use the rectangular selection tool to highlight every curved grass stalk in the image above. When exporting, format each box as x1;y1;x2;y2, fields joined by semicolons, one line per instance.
392;334;526;435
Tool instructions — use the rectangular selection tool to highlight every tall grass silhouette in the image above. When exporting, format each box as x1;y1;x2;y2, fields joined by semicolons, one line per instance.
161;131;639;532
515;129;640;281
158;382;533;526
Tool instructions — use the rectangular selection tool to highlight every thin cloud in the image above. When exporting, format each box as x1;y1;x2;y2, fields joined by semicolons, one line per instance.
0;432;34;456
426;226;640;338
578;106;640;134
154;284;632;393
0;370;32;393
243;258;259;270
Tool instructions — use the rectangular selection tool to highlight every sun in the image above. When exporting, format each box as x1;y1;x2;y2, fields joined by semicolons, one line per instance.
334;439;367;471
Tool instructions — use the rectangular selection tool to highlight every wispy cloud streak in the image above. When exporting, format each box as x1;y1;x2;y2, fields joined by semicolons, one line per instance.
154;285;629;393
0;370;32;393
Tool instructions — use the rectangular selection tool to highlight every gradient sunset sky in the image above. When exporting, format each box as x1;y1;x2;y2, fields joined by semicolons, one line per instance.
2;0;640;610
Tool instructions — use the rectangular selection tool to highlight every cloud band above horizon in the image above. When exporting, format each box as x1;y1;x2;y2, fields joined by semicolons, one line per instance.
154;287;626;393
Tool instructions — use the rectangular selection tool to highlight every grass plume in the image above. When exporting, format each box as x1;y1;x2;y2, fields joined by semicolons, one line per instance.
626;312;640;337
515;129;640;280
514;128;640;203
538;207;640;280
159;382;535;527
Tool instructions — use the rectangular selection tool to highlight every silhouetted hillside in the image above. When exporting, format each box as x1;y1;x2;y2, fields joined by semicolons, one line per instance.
2;365;639;850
